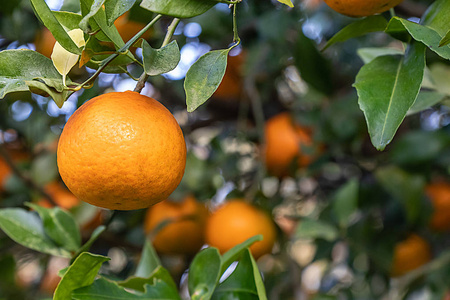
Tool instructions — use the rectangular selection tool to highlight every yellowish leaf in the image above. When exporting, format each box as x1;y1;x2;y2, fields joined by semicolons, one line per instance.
51;29;85;86
277;0;294;7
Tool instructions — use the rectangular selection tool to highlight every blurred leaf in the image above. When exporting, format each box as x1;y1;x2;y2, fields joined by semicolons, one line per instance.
142;40;180;76
72;225;106;263
375;166;425;224
104;0;136;25
385;17;450;60
407;91;446;115
221;235;263;274
135;239;161;278
332;179;359;228
0;50;66;99
294;30;333;95
120;266;178;294
185;48;230;112
311;295;337;300
73;277;181;300
30;0;81;54
357;47;403;64
54;252;110;300
420;0;450;36
188;247;222;300
428;63;450;95
140;0;215;18
212;250;259;300
323;16;388;51
0;254;16;286
277;0;293;7
354;42;426;150
27;203;81;252
295;219;339;242
0;208;71;257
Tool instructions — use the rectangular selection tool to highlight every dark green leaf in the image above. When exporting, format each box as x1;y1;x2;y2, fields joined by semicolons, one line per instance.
185;48;230;112
0;208;71;257
140;0;215;18
221;235;263;275
407;91;446;115
356;47;403;64
0;50;66;99
332;179;359;228
420;0;450;36
72;225;106;264
30;0;81;54
189;247;222;300
385;17;450;60
354;42;426;150
26;203;81;252
54;252;110;300
322;16;388;51
295;219;338;242
439;30;450;47
104;0;136;26
120;266;178;293
135;239;161;278
73;276;181;300
142;40;180;76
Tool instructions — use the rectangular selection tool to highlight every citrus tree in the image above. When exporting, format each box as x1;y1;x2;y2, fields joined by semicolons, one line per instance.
0;0;449;299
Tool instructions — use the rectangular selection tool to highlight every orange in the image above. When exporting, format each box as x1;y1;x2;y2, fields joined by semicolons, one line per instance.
213;52;245;101
0;148;29;192
114;13;151;43
391;234;431;277
57;91;186;210
37;181;80;210
322;0;404;17
425;182;450;231
34;28;56;58
264;112;314;177
144;195;209;255
205;200;277;259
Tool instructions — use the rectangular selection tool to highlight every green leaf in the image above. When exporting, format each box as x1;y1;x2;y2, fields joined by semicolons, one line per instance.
25;80;74;108
322;16;388;51
140;0;215;18
407;91;446;115
221;235;263;275
142;40;180;76
428;63;450;95
354;42;426;150
420;0;450;36
0;50;66;99
189;247;222;300
295;219;339;242
276;0;293;7
73;276;181;300
26;203;81;252
30;0;81;54
79;0;106;34
250;251;267;300
375;166;425;223
385;17;450;60
104;0;136;26
54;252;110;300
185;48;230;112
0;208;71;257
439;30;450;47
332;179;359;228
120;266;178;294
135;239;161;278
53;11;83;30
356;47;404;64
72;225;106;264
212;250;259;300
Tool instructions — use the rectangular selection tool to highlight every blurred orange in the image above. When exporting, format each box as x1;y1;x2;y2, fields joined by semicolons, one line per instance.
34;28;56;58
391;234;431;277
37;181;80;210
213;52;245;101
144;195;209;255
264;112;316;177
425;182;450;231
0;148;29;192
114;13;151;43
205;200;277;259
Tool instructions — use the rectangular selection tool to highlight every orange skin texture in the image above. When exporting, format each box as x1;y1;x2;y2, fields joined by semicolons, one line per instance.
205;200;277;259
322;0;404;17
264;112;314;177
57;91;186;210
391;234;431;277
144;195;209;255
426;182;450;231
37;182;80;210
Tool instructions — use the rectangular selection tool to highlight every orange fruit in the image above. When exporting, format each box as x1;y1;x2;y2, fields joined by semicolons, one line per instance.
114;13;151;43
144;195;209;255
391;234;431;277
425;182;450;231
264;112;315;177
37;181;80;210
205;200;277;259
34;28;56;58
57;91;186;210
322;0;404;17
0;148;29;192
213;52;245;101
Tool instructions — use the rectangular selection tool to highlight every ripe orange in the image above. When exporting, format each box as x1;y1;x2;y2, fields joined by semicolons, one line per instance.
264;112;314;177
425;182;450;231
322;0;404;17
213;52;245;101
391;234;431;277
37;181;80;210
144;195;209;255
205;200;277;259
57;91;186;210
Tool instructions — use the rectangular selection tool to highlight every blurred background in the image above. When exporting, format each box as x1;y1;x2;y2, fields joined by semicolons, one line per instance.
0;0;449;299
